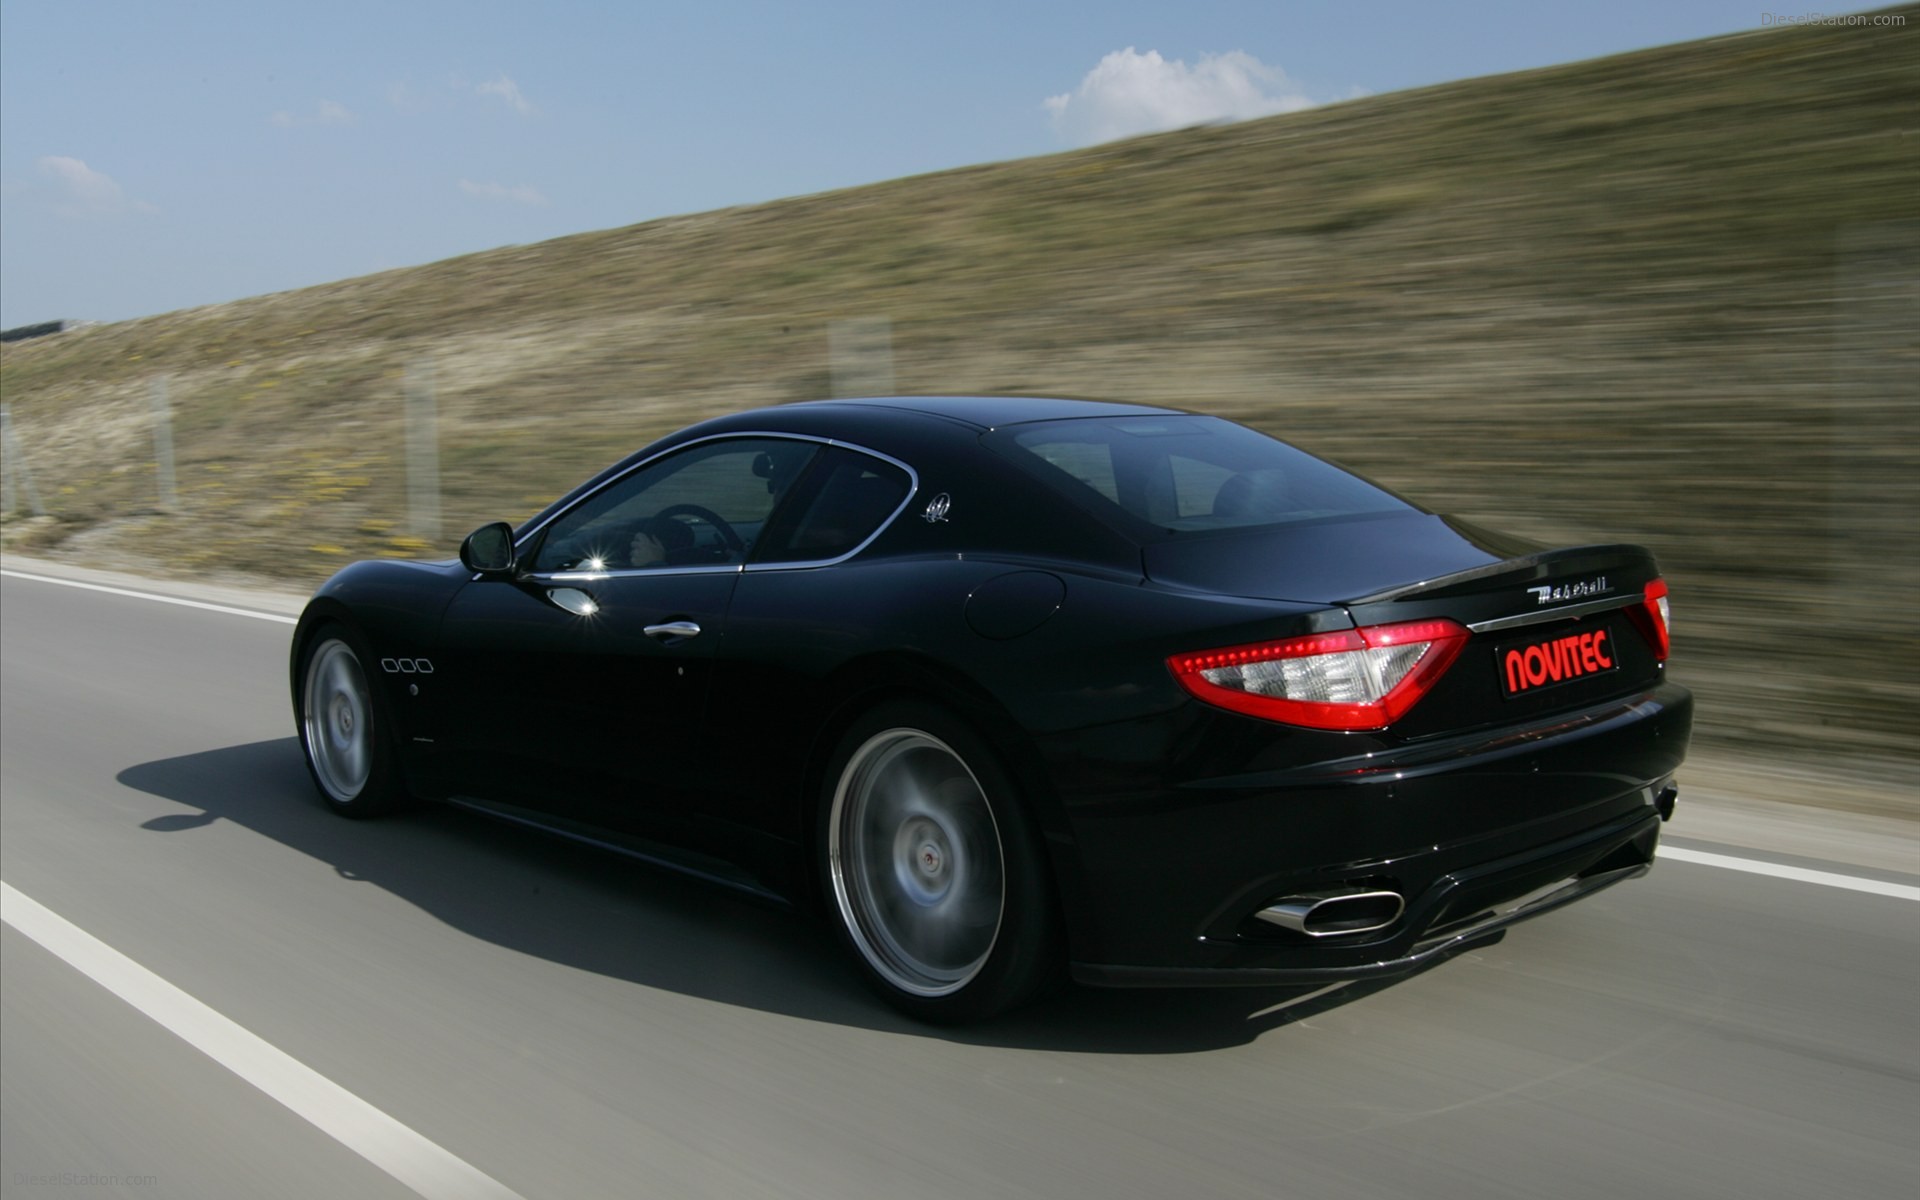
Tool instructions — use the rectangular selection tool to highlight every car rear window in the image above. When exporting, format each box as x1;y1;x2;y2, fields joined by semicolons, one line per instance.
988;415;1414;540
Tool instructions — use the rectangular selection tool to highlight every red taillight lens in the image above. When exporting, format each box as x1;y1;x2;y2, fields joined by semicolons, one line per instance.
1632;578;1671;661
1168;618;1470;731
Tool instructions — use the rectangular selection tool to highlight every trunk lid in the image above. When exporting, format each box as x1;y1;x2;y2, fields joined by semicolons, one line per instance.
1146;516;1669;736
1341;539;1668;738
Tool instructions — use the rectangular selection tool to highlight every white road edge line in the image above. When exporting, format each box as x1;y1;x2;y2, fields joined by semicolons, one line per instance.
1660;846;1920;901
0;568;298;625
1;881;527;1200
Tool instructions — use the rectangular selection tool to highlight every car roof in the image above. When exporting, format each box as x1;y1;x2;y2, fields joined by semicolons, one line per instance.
795;395;1187;431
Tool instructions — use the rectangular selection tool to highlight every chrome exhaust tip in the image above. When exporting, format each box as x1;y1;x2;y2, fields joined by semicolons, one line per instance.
1256;888;1406;938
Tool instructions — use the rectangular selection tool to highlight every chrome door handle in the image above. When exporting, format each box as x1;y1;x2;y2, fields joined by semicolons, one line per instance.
643;620;702;640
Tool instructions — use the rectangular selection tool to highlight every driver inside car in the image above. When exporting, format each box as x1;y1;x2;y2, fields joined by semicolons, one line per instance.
624;516;694;568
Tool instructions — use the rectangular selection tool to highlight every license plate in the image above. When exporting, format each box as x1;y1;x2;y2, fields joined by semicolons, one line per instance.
1497;624;1619;698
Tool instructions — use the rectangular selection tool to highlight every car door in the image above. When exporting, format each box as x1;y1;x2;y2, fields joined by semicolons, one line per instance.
704;445;918;839
434;435;820;841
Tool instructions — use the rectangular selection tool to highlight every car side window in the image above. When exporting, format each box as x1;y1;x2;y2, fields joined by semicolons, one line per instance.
531;438;818;573
753;447;912;564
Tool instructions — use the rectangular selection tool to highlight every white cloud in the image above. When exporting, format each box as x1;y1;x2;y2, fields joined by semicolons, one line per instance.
36;156;156;217
459;179;548;206
385;76;532;115
271;100;355;128
1045;48;1315;145
476;75;532;114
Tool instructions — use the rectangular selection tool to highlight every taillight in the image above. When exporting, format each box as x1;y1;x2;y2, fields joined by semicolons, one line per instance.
1630;577;1671;661
1168;618;1470;731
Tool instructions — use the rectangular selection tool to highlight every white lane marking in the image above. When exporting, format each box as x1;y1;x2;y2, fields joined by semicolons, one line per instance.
1661;846;1920;901
1;881;526;1200
0;568;298;625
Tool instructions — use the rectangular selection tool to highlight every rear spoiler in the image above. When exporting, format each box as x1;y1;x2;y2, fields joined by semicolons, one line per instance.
1343;544;1658;606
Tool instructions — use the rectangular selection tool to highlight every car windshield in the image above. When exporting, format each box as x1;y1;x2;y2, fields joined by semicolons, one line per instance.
988;415;1415;540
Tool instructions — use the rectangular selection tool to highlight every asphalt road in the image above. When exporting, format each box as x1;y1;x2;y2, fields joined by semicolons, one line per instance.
3;562;1917;1200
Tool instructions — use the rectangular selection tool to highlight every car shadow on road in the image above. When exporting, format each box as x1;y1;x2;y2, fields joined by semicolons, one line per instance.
120;739;1460;1054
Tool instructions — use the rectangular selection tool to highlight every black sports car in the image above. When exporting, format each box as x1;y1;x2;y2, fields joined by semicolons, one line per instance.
292;396;1690;1022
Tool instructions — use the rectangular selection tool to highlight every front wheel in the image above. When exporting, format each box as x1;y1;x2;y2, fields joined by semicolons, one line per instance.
821;702;1059;1023
297;624;405;817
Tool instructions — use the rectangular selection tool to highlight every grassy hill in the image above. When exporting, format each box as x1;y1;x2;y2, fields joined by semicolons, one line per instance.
3;8;1916;789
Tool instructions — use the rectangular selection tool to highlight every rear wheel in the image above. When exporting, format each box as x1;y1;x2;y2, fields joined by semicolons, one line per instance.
821;701;1058;1022
297;624;404;817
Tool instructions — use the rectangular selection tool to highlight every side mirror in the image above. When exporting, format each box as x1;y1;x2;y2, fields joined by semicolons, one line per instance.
459;522;517;576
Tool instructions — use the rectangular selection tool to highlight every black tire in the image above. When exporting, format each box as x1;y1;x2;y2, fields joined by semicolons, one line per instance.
819;700;1060;1023
295;622;406;817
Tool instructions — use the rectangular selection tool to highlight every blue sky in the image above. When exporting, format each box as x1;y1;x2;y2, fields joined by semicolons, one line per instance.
1;1;1788;328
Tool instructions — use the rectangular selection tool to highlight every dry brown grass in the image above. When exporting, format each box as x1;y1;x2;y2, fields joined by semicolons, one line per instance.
4;9;1916;794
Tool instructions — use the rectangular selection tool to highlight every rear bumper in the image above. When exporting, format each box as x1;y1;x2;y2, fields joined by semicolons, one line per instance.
1073;808;1659;987
1049;682;1692;984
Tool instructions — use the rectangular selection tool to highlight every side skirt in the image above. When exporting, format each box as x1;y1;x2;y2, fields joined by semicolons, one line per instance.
444;795;792;907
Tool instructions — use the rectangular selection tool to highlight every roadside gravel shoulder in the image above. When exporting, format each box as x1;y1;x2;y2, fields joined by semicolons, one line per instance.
3;552;314;619
1670;751;1919;875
